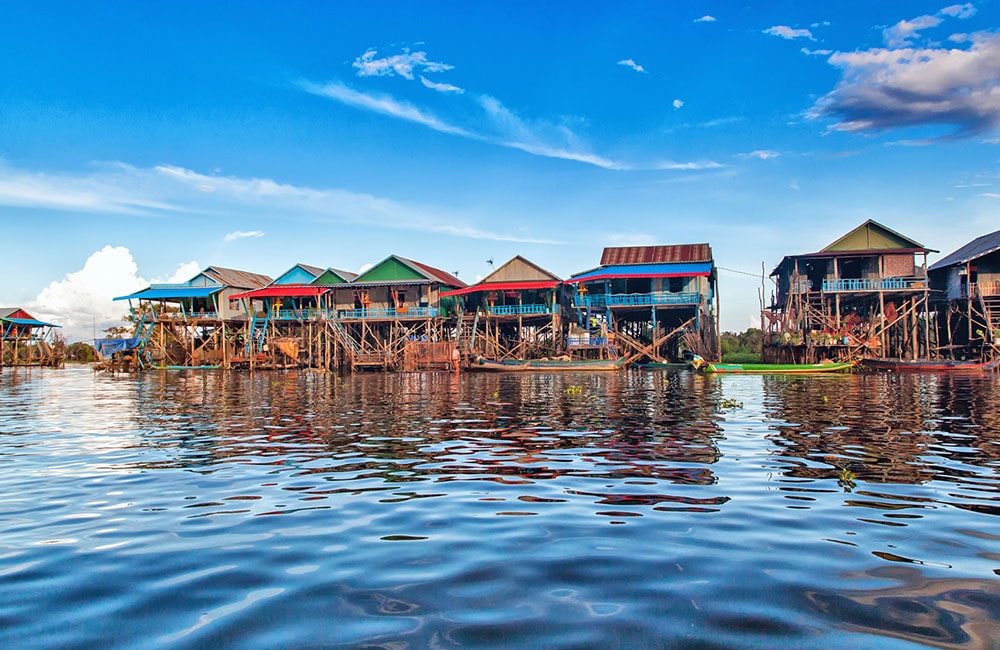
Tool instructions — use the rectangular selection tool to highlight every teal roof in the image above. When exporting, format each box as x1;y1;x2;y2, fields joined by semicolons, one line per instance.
115;286;222;301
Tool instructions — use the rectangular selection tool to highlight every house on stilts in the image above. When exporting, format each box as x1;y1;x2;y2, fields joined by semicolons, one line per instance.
441;256;563;361
927;228;1000;361
764;220;935;363
326;255;466;370
227;263;357;369
115;266;272;368
1;307;62;367
564;244;719;362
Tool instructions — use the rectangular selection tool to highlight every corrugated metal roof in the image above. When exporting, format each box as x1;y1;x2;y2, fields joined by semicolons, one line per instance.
327;267;358;281
3;317;59;328
601;244;713;266
929;229;1000;271
441;281;560;297
567;262;713;283
398;256;467;288
299;263;326;277
1;307;50;324
0;308;19;320
114;286;222;301
481;256;561;284
230;285;331;300
201;266;273;289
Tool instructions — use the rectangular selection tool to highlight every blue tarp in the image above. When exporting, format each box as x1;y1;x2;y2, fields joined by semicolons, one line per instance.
95;338;143;357
114;286;221;301
567;262;713;282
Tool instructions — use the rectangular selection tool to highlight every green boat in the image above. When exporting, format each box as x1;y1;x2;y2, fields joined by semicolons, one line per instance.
689;355;855;374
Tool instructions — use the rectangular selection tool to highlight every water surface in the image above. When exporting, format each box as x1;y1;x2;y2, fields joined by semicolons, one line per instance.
1;366;998;648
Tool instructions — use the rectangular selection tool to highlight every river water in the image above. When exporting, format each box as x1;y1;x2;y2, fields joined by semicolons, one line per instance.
1;366;998;648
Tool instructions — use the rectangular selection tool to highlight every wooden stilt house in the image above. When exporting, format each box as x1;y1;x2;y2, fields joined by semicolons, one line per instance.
564;244;719;362
927;229;1000;360
0;307;63;367
116;266;271;368
764;220;935;363
327;255;466;370
441;256;562;360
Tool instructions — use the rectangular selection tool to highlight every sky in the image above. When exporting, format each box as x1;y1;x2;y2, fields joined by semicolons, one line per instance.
2;1;1000;341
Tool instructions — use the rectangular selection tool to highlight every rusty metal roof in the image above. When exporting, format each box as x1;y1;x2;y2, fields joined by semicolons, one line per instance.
398;257;467;288
600;244;713;266
929;228;1000;271
201;266;273;289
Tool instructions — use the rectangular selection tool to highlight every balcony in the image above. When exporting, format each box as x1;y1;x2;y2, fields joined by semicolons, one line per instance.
574;292;701;308
338;307;439;320
821;278;925;292
487;304;555;316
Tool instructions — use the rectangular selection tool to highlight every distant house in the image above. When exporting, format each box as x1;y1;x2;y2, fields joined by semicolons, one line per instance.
1;307;62;367
441;256;562;359
766;220;935;362
927;228;1000;356
118;265;273;321
565;244;718;361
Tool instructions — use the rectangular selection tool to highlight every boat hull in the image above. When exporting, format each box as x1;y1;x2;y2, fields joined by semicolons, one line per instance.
861;358;998;372
470;357;625;372
703;362;855;374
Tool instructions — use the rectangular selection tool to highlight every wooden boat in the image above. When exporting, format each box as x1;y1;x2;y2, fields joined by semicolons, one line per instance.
636;362;689;370
861;357;1000;372
469;356;626;372
689;355;854;374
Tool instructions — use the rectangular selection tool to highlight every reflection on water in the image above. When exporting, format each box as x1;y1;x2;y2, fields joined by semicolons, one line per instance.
0;367;998;648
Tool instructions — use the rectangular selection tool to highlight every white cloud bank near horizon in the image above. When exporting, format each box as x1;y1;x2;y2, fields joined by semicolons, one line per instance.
26;246;199;342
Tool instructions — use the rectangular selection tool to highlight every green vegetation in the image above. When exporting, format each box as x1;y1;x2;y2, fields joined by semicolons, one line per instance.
720;328;762;363
66;341;96;362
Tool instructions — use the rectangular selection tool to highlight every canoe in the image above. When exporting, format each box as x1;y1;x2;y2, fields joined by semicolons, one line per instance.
470;356;626;372
861;358;1000;372
689;355;854;374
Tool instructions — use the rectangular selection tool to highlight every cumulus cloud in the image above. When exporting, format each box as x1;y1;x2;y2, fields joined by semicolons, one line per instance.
223;230;265;242
694;15;716;23
617;59;646;73
810;30;1000;137
883;3;976;47
764;26;815;41
25;246;200;342
353;48;453;80
672;99;685;110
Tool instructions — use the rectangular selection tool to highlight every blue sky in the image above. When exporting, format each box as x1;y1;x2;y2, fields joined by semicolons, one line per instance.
2;1;999;340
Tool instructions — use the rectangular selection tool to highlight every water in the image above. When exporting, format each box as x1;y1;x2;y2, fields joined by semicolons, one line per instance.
1;366;998;648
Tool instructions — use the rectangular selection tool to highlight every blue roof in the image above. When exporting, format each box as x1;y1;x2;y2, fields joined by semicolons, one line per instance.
2;317;60;328
115;286;222;301
568;262;713;282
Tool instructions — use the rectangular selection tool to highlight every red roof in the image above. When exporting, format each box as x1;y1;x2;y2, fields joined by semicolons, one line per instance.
601;244;713;266
441;280;560;297
403;258;467;288
229;285;331;300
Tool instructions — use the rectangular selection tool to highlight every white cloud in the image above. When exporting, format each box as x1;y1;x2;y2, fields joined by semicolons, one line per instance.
223;230;265;242
353;48;453;80
300;81;721;171
790;180;800;191
694;15;716;23
980;192;1000;198
810;30;1000;136
764;26;815;41
801;48;833;56
420;76;464;94
26;249;203;342
617;59;646;73
940;3;976;19
672;99;684;109
299;80;472;137
739;150;781;159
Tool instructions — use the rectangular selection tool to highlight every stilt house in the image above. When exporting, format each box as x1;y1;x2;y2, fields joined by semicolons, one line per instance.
927;229;1000;359
441;256;562;360
564;244;719;362
0;307;62;367
328;255;466;370
116;266;272;367
765;220;934;363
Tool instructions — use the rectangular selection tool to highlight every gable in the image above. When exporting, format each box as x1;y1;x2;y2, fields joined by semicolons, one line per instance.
482;256;561;284
273;265;321;285
823;220;925;252
355;257;426;282
313;270;348;285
